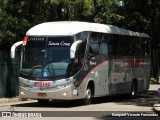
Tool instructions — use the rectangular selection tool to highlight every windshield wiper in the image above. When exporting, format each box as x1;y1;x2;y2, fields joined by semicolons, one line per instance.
29;65;43;77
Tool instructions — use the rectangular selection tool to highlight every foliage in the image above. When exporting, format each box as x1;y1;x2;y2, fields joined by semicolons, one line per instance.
0;0;159;49
0;0;30;49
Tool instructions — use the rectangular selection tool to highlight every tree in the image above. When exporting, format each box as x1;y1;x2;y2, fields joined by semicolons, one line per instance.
0;0;159;49
0;0;30;49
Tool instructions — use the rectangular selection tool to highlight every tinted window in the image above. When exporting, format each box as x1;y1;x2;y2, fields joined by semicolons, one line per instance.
76;31;89;41
99;34;108;55
89;32;99;55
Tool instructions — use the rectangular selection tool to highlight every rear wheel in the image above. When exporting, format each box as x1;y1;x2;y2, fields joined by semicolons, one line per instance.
82;85;93;105
37;99;49;105
128;81;137;98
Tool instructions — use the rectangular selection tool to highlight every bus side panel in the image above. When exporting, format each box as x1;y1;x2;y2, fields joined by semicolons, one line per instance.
136;59;150;92
76;58;110;98
109;58;132;95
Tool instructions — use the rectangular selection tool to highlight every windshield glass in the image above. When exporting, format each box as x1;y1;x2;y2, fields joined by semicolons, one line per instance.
20;36;73;79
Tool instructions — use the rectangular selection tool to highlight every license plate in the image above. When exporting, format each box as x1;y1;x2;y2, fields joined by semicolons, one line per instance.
34;82;51;87
37;93;47;97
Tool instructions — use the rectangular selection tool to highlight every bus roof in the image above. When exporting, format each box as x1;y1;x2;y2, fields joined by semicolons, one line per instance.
26;21;149;38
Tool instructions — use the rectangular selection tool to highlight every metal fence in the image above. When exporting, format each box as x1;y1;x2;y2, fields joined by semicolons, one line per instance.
151;48;160;80
0;50;20;98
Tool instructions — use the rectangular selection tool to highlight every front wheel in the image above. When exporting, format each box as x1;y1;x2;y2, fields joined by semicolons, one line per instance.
82;86;93;105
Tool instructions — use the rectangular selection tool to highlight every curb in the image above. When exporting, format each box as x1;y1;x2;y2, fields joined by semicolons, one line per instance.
153;104;160;114
0;98;20;104
150;78;160;84
0;97;31;104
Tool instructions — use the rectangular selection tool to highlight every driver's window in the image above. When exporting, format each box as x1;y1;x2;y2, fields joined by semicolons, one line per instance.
73;42;85;72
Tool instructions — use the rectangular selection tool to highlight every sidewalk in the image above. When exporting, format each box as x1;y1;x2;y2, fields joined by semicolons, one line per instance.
0;97;32;104
152;80;160;112
153;104;160;112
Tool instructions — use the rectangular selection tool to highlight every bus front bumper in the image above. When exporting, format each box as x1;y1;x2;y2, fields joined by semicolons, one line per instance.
19;85;79;100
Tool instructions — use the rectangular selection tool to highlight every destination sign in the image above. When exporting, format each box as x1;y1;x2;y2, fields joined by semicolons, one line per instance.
47;36;73;47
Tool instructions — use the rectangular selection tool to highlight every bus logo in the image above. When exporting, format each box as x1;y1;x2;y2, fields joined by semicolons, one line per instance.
48;41;71;47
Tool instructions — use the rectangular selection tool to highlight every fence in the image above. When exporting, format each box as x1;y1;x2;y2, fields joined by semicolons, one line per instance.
151;48;160;80
0;50;20;98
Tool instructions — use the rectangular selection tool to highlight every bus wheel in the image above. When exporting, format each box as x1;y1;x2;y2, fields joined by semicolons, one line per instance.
37;99;49;105
128;81;137;98
82;86;93;105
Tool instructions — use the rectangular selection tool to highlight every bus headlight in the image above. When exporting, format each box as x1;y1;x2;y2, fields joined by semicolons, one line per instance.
61;92;68;97
20;92;25;95
20;82;29;87
57;79;73;89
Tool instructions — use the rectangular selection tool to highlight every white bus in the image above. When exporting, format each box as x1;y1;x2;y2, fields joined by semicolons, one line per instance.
11;21;150;105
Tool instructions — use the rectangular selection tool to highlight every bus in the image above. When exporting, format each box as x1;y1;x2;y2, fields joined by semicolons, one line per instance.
11;21;150;105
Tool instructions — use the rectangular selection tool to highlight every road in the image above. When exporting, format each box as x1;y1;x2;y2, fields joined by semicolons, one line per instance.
0;84;159;120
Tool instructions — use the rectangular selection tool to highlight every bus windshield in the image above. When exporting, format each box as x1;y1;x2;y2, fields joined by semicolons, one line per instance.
20;36;73;79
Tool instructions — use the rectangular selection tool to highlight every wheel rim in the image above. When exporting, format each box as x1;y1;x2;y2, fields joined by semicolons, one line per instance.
131;89;135;96
131;83;136;97
86;89;92;100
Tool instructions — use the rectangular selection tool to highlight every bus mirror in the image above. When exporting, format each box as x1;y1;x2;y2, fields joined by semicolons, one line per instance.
70;40;82;59
11;41;23;58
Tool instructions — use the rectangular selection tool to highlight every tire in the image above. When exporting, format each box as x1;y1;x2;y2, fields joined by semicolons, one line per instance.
128;81;137;98
37;99;49;105
82;85;93;105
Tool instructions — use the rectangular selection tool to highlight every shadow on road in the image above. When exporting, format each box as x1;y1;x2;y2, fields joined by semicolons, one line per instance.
116;90;160;107
13;88;159;108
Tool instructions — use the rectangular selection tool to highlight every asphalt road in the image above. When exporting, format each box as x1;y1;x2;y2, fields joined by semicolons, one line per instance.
0;84;159;120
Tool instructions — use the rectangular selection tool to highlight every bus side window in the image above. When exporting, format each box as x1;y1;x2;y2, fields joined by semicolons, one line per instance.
105;34;113;55
99;34;108;55
89;32;99;57
141;38;149;57
76;31;89;41
127;36;134;56
110;34;119;55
